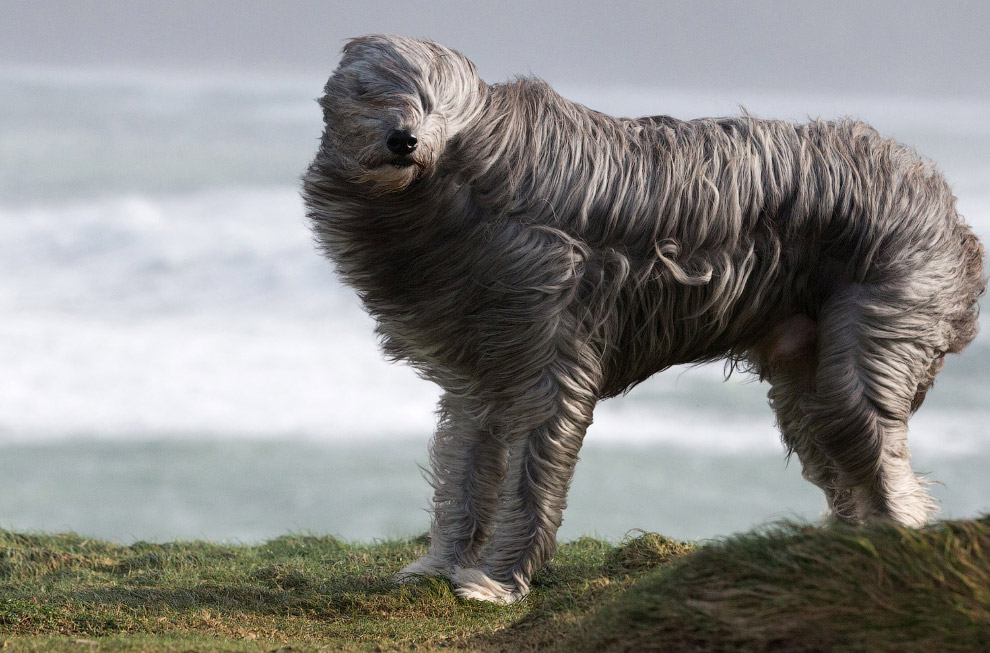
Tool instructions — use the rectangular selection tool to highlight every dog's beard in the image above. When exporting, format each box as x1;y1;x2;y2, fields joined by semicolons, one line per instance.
355;161;422;192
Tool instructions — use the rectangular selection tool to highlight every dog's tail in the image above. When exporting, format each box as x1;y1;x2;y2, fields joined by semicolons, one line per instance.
944;220;986;355
909;218;985;413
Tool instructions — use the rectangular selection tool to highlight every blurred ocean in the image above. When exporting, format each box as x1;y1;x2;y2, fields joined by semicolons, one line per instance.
0;68;987;543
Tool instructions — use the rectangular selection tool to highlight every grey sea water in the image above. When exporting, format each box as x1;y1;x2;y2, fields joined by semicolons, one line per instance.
1;70;987;543
1;439;988;544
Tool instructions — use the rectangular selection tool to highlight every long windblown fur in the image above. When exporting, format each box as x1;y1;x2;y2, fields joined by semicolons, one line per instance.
303;35;986;603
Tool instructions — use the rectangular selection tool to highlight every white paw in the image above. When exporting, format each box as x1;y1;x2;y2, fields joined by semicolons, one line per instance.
394;556;449;584
451;567;528;604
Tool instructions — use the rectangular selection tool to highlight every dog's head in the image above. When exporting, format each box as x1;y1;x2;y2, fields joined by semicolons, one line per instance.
316;35;485;194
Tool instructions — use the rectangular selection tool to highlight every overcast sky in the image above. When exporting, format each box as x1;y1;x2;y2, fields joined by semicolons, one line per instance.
2;1;989;98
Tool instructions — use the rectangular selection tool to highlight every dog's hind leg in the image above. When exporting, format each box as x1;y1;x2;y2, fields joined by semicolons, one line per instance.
450;348;600;603
761;323;861;522
396;391;508;583
799;283;939;527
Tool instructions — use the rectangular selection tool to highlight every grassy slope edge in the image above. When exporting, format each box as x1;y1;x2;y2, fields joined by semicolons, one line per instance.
581;517;990;652
0;518;987;651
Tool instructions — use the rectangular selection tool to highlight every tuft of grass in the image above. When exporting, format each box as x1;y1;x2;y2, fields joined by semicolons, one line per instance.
578;517;990;652
0;519;988;651
604;530;695;573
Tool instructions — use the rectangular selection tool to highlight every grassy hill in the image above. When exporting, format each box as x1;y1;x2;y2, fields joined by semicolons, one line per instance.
0;517;988;651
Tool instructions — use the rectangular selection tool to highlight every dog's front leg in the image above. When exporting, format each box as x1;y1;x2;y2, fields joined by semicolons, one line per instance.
396;391;508;583
451;357;598;603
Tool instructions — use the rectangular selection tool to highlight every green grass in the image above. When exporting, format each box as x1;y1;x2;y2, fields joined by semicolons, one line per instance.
0;519;987;651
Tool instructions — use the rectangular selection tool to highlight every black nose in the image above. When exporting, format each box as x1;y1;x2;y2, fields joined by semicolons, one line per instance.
386;130;418;155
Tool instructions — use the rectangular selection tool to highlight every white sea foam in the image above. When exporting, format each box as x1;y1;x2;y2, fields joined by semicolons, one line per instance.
0;312;438;440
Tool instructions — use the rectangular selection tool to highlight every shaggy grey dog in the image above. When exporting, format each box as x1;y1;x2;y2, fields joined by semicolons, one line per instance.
303;35;985;603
